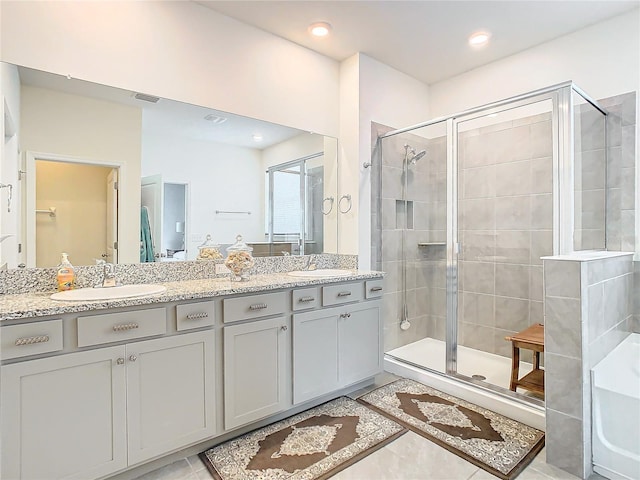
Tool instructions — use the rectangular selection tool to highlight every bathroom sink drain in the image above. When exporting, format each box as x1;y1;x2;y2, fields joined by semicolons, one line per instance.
471;374;487;381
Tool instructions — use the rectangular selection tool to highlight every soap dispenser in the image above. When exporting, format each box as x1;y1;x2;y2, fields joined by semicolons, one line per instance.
56;253;76;291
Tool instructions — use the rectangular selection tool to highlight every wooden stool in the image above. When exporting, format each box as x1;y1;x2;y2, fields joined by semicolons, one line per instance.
505;324;544;394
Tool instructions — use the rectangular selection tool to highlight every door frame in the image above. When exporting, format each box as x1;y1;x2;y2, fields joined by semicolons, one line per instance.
24;151;125;267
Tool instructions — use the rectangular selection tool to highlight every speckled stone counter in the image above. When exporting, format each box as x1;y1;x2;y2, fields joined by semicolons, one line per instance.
0;270;383;321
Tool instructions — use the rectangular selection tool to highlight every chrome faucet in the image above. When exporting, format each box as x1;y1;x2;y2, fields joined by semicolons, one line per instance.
304;255;317;271
97;263;119;288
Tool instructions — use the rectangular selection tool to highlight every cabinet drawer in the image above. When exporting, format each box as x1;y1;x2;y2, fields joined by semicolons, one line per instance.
2;320;63;360
365;279;384;299
176;301;215;331
77;308;167;347
322;282;364;306
223;292;287;323
292;287;320;311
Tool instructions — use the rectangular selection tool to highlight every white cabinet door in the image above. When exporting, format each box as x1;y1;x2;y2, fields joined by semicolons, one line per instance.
1;346;127;480
224;316;290;430
338;302;382;386
126;331;216;465
293;309;339;404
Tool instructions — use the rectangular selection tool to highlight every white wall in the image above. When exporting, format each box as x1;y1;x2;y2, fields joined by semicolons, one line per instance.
142;133;264;258
339;53;431;267
0;1;340;138
0;62;20;268
262;134;325;171
429;10;640;117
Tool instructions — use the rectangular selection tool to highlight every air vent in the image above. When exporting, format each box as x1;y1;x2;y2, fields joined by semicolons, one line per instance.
204;114;227;124
134;92;160;103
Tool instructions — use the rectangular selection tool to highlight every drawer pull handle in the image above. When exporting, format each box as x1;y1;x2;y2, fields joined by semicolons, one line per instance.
299;296;315;303
186;312;209;320
337;291;352;297
113;323;139;332
370;286;383;292
249;303;268;311
339;313;352;319
15;335;50;346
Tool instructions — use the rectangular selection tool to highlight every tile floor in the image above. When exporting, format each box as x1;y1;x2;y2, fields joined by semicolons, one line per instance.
133;373;580;480
134;439;579;480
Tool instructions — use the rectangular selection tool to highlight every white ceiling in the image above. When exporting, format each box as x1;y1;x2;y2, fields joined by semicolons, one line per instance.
195;0;639;84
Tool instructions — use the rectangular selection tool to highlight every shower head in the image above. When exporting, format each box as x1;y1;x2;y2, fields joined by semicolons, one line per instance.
409;150;426;165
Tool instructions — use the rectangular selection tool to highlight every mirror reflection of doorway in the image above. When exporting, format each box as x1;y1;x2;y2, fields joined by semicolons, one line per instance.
30;158;118;267
141;175;188;261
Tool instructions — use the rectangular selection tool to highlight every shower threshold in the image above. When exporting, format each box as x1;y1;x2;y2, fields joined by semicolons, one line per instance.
385;338;545;430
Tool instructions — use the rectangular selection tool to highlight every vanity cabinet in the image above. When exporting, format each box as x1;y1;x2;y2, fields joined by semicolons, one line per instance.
223;316;291;430
293;300;382;404
1;274;383;480
1;346;128;480
1;330;215;480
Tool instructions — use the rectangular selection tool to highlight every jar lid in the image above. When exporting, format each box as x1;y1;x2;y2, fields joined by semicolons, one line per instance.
198;234;220;249
226;234;253;253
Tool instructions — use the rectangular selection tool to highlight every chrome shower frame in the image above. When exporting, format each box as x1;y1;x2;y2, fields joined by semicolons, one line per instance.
378;81;607;406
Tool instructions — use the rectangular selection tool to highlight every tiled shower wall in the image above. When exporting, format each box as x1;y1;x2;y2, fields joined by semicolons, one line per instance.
457;112;553;358
371;123;447;352
601;91;636;252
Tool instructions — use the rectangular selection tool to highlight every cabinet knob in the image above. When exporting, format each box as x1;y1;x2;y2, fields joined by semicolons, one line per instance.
116;358;125;365
281;325;288;331
129;354;138;362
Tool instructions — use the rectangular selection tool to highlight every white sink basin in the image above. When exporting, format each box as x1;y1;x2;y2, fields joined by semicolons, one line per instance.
287;269;353;278
51;284;167;301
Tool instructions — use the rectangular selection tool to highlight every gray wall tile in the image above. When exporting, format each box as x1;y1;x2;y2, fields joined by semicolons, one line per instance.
544;260;581;298
545;296;582;358
545;409;585;478
545;353;583;418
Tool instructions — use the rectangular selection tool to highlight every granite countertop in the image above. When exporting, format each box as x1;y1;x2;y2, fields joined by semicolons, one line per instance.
0;270;384;321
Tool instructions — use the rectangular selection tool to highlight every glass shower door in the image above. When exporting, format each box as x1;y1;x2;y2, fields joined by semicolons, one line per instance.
449;96;555;400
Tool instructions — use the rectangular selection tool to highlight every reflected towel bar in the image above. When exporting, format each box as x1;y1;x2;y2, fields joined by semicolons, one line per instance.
36;207;57;217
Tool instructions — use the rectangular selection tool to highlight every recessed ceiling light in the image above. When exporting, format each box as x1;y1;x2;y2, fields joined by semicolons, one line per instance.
252;134;263;142
469;31;491;48
308;22;332;37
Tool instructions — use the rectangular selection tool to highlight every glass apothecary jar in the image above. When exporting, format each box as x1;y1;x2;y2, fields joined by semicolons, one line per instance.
196;234;222;260
224;234;254;282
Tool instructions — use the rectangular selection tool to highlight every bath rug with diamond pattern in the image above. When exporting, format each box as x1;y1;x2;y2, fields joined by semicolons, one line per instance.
358;378;544;480
199;396;406;480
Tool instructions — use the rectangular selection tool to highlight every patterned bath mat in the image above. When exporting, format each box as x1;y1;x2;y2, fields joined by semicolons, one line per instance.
358;378;545;480
199;396;406;480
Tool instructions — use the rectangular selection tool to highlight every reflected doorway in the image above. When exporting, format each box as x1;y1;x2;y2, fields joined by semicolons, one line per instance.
26;154;119;267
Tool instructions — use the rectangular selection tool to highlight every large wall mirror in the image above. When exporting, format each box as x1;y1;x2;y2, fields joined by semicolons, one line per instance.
0;62;338;269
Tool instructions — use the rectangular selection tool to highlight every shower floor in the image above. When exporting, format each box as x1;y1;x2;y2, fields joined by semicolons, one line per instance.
386;337;535;391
